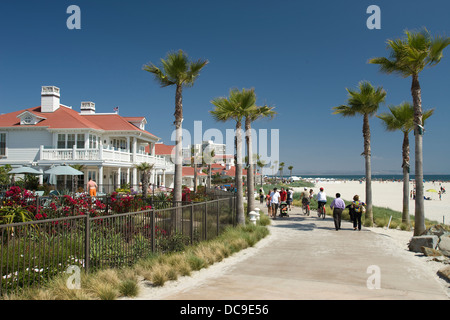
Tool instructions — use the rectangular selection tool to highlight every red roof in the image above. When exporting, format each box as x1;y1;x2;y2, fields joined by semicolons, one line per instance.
0;106;157;138
154;144;175;155
182;166;207;177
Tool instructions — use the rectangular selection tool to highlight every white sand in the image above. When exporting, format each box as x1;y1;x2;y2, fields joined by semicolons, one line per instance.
297;180;449;224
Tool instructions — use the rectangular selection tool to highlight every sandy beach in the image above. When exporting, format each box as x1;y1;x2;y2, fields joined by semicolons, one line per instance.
294;180;449;225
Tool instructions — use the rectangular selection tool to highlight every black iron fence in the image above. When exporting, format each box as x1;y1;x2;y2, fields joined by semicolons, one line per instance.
0;195;236;297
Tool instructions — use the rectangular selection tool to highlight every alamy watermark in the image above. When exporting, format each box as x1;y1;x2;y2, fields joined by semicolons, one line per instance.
169;121;279;169
366;265;381;290
67;5;81;30
366;5;381;30
66;265;81;290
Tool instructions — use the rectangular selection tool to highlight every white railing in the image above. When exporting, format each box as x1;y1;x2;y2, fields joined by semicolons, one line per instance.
40;146;173;171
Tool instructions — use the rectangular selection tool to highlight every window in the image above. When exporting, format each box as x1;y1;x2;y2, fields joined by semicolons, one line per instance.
22;115;34;125
57;134;66;149
67;134;76;149
77;134;85;149
0;133;6;156
112;138;127;150
89;134;98;149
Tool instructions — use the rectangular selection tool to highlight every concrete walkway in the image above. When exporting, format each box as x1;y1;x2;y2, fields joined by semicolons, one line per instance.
137;203;449;300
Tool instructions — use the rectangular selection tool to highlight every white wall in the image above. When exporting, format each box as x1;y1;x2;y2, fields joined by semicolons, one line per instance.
1;129;52;162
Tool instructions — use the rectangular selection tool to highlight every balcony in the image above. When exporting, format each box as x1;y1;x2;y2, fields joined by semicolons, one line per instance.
39;145;173;170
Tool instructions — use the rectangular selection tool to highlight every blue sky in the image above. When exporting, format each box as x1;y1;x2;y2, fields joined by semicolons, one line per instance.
0;0;449;175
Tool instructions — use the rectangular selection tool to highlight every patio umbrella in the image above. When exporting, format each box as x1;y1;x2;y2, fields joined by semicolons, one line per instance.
8;166;43;175
44;165;83;176
45;165;84;192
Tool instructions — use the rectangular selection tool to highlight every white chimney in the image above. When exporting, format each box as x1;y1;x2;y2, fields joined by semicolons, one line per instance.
41;86;60;113
80;102;96;114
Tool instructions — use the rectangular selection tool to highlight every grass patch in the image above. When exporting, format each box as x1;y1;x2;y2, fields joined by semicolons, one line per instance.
6;218;270;300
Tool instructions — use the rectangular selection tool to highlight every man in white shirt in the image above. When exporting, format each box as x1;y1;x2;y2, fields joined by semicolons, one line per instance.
270;188;280;218
316;187;327;215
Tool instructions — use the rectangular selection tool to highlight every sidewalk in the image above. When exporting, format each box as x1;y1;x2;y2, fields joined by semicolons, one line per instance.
133;202;449;300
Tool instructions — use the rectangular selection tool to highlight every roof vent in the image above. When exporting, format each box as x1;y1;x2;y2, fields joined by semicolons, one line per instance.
80;102;95;114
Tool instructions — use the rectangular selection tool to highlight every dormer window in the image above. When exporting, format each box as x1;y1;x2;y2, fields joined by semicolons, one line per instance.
18;111;46;126
23;115;34;125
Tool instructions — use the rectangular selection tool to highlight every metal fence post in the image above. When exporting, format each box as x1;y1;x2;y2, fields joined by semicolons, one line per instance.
190;204;194;245
85;213;90;274
151;209;155;253
204;202;207;241
216;199;219;236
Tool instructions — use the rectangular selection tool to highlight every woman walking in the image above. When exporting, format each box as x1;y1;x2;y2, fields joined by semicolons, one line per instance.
351;195;366;231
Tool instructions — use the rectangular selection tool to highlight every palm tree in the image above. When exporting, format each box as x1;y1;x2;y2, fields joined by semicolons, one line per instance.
333;81;387;227
245;102;276;214
378;103;434;228
279;162;285;181
135;162;154;199
210;88;257;225
256;158;267;187
369;28;450;235
288;166;294;179
143;50;208;206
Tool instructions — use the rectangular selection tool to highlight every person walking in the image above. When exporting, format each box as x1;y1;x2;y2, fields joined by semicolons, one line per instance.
87;178;98;197
351;195;366;231
286;188;293;210
270;188;280;219
265;192;272;216
330;193;346;231
259;188;265;204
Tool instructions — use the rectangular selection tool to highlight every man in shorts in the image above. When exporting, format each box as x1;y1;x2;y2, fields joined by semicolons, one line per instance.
87;178;98;197
270;188;280;218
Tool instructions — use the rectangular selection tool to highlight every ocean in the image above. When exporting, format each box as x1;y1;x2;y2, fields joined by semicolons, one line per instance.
286;174;450;182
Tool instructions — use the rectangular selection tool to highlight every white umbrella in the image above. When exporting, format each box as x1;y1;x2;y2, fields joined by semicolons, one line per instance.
44;165;83;176
9;166;43;175
44;165;84;192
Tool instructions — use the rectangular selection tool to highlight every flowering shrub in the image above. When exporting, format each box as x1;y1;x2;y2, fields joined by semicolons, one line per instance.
1;187;154;222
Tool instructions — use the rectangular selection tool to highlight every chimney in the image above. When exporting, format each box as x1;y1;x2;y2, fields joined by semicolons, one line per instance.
41;86;60;113
80;102;96;114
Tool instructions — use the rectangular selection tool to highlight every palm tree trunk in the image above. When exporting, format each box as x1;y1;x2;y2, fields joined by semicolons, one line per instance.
235;121;245;225
173;84;183;231
402;131;410;227
412;74;425;235
245;118;255;214
363;113;373;226
173;84;183;203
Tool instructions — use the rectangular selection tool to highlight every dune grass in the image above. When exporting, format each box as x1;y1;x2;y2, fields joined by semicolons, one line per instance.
3;214;271;300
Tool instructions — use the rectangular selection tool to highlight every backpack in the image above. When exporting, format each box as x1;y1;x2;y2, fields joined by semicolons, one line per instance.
353;201;363;213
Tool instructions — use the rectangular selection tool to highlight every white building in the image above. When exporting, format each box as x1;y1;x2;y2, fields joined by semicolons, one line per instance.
0;86;174;193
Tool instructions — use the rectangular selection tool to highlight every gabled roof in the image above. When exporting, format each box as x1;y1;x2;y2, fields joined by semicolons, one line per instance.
0;106;158;139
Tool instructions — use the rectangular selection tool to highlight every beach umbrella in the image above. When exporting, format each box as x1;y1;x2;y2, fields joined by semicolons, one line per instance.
44;165;83;176
426;189;438;193
8;166;43;175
